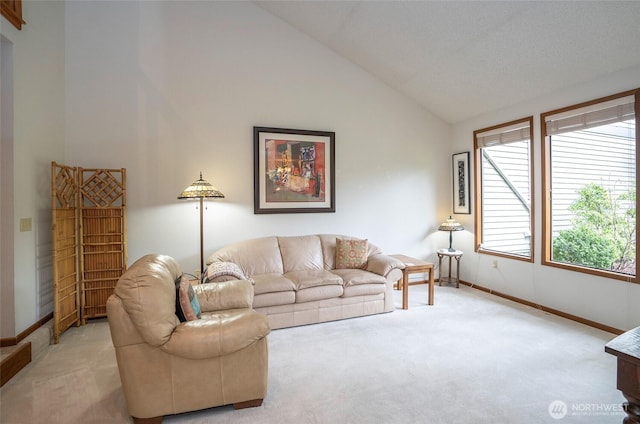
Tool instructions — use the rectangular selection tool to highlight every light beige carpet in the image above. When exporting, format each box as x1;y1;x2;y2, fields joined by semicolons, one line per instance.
0;285;626;423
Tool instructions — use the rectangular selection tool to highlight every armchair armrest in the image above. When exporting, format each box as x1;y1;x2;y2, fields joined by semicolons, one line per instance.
366;254;405;278
194;279;254;312
161;309;270;360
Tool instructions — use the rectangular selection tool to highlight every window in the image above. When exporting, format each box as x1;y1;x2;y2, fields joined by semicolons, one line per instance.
474;117;534;261
542;89;639;281
1;0;23;30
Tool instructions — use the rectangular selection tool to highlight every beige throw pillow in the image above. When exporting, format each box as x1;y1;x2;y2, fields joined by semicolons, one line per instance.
335;238;368;269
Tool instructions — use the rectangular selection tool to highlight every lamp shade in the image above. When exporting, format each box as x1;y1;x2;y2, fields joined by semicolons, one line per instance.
438;216;464;232
438;216;463;252
178;172;225;200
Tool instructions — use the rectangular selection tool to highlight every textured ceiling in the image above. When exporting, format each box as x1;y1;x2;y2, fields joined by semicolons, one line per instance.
257;1;640;124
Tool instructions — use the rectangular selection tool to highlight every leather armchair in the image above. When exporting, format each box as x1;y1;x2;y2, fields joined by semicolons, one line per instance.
107;254;270;424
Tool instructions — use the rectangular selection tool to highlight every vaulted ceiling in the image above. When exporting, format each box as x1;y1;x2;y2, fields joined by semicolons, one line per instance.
257;1;640;124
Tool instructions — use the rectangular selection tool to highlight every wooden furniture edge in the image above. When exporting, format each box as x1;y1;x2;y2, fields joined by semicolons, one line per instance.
605;326;640;364
604;326;640;424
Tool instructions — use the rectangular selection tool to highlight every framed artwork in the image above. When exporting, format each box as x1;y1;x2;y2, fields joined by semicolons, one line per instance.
452;152;471;214
254;126;335;214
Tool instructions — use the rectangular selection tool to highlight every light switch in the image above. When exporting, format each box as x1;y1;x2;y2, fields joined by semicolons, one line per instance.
19;218;32;232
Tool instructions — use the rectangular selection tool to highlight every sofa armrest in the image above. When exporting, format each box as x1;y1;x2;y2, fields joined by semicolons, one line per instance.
194;279;254;312
161;309;270;359
366;254;405;278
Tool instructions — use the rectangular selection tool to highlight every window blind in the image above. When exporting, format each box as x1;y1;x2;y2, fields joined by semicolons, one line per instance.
475;121;531;148
544;95;635;136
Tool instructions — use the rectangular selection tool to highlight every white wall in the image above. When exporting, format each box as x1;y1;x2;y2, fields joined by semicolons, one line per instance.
64;2;451;277
451;65;640;332
10;0;633;337
0;1;66;335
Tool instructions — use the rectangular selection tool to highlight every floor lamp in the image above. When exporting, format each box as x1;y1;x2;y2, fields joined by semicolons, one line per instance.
178;172;225;276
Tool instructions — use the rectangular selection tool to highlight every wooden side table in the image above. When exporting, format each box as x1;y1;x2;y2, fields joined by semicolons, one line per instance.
437;249;463;288
605;326;640;424
390;254;435;310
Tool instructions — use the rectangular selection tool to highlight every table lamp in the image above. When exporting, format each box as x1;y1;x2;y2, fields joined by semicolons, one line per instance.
178;172;225;275
438;216;464;252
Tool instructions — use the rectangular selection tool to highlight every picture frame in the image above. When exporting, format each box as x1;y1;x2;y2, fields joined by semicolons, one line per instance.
254;126;335;214
452;151;471;214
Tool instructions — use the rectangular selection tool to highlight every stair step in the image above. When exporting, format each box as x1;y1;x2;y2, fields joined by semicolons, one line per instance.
0;342;31;387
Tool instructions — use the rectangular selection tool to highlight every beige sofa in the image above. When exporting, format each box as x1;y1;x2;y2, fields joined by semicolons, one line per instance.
107;254;270;423
205;234;404;329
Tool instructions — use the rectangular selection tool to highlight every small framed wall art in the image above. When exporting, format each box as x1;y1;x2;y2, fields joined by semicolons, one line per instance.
254;126;335;214
452;151;471;214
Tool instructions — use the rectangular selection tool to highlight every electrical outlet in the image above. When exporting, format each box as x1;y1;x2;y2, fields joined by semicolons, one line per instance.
492;260;498;268
19;218;32;232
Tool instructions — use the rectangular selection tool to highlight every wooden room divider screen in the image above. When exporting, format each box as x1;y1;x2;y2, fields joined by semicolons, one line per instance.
78;167;127;324
51;162;127;342
51;162;80;344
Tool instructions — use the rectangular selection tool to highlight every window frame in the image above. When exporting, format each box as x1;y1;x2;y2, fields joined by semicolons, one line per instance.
1;0;23;30
473;116;535;262
541;88;640;283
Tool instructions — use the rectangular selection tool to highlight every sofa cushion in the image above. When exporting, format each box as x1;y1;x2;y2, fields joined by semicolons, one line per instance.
296;285;344;303
207;236;284;276
342;283;386;298
331;269;386;286
175;274;201;322
278;235;324;272
335;237;368;269
285;269;343;290
252;273;296;295
253;291;296;308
